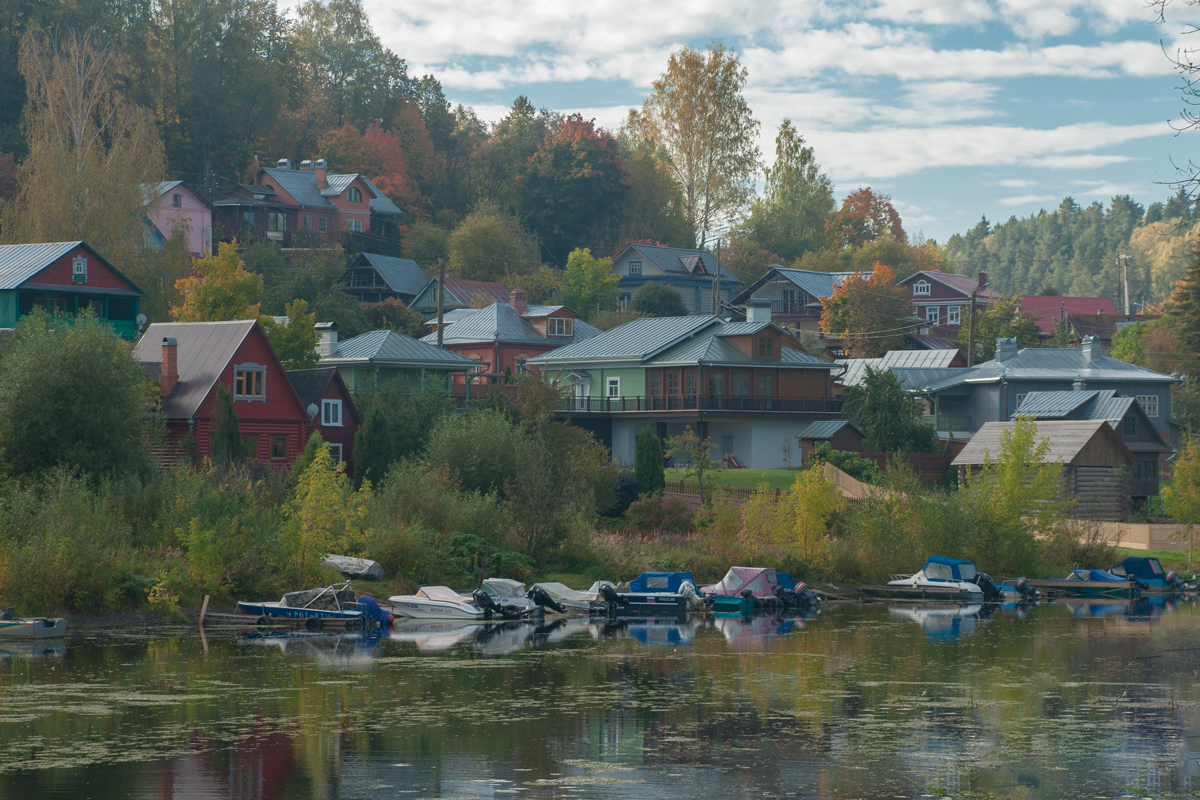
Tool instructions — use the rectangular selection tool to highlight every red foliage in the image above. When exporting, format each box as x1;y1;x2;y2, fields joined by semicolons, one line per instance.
318;123;419;212
826;187;905;250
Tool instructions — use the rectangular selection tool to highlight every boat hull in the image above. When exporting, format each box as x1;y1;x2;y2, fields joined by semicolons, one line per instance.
0;618;67;639
1026;580;1139;598
237;601;363;621
709;595;753;614
611;593;688;616
861;585;983;602
388;597;485;620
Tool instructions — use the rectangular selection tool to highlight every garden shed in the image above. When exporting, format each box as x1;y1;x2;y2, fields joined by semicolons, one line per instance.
951;420;1136;521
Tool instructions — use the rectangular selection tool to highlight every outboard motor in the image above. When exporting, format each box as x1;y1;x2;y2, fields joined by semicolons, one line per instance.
794;582;819;610
974;573;1002;602
1166;570;1184;590
774;585;797;609
1011;577;1038;601
528;586;566;614
598;583;629;614
679;580;707;612
473;589;526;620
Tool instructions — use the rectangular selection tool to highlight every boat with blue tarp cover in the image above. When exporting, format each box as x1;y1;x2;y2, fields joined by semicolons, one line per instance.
1109;556;1192;593
1028;567;1140;598
603;572;703;616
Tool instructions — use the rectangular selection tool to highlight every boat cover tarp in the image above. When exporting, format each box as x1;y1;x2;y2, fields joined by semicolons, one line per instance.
702;566;779;598
1068;569;1126;582
1110;556;1167;581
629;572;695;593
776;573;796;591
482;578;527;598
922;556;977;582
535;582;610;603
323;554;384;579
418;586;475;604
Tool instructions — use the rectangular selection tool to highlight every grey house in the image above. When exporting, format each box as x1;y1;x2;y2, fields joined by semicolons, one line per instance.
923;337;1178;438
337;253;428;304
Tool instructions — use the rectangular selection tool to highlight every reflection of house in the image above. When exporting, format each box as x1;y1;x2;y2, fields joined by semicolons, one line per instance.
287;367;360;473
317;325;478;393
337;253;428;304
922;337;1178;437
610;243;739;314
420;290;600;393
144;181;214;257
731;266;856;331
952;420;1136;521
135;320;308;466
1012;390;1169;503
527;308;844;468
0;241;147;340
408;275;512;316
896;270;998;337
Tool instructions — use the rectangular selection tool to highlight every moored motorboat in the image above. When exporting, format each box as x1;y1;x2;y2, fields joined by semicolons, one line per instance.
702;566;780;614
387;586;486;620
527;581;612;614
0;608;67;639
237;582;392;625
1109;556;1192;593
1027;568;1139;598
862;556;1001;602
602;572;705;616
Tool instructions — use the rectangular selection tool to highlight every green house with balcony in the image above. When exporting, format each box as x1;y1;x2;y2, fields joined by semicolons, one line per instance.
0;242;146;339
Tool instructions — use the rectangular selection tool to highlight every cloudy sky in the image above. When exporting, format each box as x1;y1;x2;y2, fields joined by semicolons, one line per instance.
359;0;1198;242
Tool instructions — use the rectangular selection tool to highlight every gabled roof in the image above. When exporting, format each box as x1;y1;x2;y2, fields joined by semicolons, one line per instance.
135;320;282;419
442;278;512;307
907;334;965;352
286;367;340;411
902;270;999;299
1021;295;1117;334
619;243;738;283
1013;390;1168;449
148;181;215;211
351;253;428;297
0;241;147;296
922;347;1178;392
952;420;1135;466
795;420;864;440
322;329;478;369
258;167;403;215
419;302;600;346
836;349;963;387
731;266;856;305
521;305;568;317
1068;313;1151;341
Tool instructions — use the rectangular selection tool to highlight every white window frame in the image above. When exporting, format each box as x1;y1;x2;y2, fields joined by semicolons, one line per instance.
913;280;931;296
346;217;363;232
72;256;87;284
1015;393;1027;410
607;377;620;398
322;399;343;427
926;306;939;324
947;305;961;325
328;443;343;465
348;187;362;203
548;317;574;337
629;261;642;276
1136;394;1159;418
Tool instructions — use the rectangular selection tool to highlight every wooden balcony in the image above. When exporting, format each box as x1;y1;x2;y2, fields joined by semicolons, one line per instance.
559;395;844;414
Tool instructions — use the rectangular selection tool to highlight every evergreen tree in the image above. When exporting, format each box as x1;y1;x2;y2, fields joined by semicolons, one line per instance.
352;401;393;489
634;426;666;496
841;367;940;454
208;385;246;467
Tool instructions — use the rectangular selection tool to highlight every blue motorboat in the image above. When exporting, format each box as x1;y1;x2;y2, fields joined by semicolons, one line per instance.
1028;568;1139;598
603;572;698;616
1108;556;1189;593
238;582;393;625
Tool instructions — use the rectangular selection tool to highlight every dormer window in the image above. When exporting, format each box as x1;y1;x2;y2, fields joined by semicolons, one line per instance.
913;280;931;296
347;187;363;203
629;261;642;276
757;336;775;357
548;318;574;337
72;256;87;284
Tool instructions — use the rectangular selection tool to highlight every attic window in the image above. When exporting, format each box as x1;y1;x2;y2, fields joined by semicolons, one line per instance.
629;261;642;276
234;364;266;401
348;187;363;203
548;318;574;337
72;256;87;284
758;336;775;357
913;280;931;296
172;193;182;208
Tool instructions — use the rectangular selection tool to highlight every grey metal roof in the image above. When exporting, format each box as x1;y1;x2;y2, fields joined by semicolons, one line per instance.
952;420;1134;466
880;349;961;369
907;333;964;352
891;367;966;391
528;316;720;363
259;168;403;215
772;268;857;300
1013;390;1101;418
835;358;882;388
647;333;752;365
795;420;863;440
358;254;428;296
419;303;601;346
716;321;773;336
287;367;338;411
923;347;1178;392
1012;390;1169;449
155;180;183;196
324;330;477;369
837;352;965;389
624;244;738;283
521;305;566;317
135;321;259;419
0;242;81;289
424;308;476;326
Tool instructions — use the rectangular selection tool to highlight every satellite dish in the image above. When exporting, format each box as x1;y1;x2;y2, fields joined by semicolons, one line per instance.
136;313;148;327
307;403;319;418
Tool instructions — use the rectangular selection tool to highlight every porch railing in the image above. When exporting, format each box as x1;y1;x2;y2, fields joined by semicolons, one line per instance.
560;395;843;413
934;414;973;431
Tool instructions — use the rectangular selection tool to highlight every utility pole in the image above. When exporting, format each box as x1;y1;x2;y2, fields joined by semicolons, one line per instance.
712;239;721;315
966;291;978;367
436;257;445;349
1118;254;1131;315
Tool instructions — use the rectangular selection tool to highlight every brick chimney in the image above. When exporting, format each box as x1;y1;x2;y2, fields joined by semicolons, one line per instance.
315;158;328;189
509;287;527;315
977;271;988;288
161;337;180;397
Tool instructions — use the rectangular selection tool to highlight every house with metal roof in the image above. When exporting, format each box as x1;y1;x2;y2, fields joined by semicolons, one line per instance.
408;276;513;316
1011;389;1169;503
317;327;479;395
952;419;1136;520
610;243;740;315
923;336;1178;437
527;306;845;468
795;420;866;467
337;253;428;304
1019;295;1117;337
896;270;999;338
287;367;360;473
213;158;403;247
419;291;600;394
144;181;214;257
136;320;309;467
730;266;858;331
0;242;146;340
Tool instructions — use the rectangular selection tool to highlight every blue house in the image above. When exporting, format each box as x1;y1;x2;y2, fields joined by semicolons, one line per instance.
610;244;739;314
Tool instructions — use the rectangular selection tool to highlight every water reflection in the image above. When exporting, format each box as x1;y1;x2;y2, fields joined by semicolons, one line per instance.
888;602;993;641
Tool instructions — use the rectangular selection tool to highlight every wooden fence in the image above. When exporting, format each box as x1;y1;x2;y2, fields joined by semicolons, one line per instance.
662;480;776;502
859;452;953;482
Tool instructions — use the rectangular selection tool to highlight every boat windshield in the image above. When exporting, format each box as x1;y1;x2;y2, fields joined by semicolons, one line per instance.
925;563;953;581
958;563;977;581
1147;558;1165;576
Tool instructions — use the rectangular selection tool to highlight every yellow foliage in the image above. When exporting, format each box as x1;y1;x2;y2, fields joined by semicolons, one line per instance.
147;574;180;614
171;239;264;321
286;441;372;580
739;470;844;565
1128;219;1200;302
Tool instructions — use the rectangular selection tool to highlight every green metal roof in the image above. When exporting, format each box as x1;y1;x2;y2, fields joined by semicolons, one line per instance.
322;330;477;369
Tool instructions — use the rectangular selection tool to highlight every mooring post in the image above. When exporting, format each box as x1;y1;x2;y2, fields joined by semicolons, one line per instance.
199;595;210;628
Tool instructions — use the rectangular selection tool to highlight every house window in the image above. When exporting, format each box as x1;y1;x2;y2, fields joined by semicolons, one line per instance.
322;399;343;427
348;187;362;203
48;295;70;316
241;435;259;460
346;217;363;232
948;305;961;325
328;443;343;465
1015;393;1027;410
668;373;680;396
758;374;773;408
649;374;661;396
172;193;182;208
320;217;328;233
1138;459;1160;481
18;292;46;314
268;211;286;232
243;209;255;228
270;436;288;460
607;377;620;398
913;280;931;296
734;373;749;397
72;256;87;284
305;215;313;231
619;293;631;309
685;373;697;399
629;261;642;276
926;306;939;324
1123;416;1136;436
234;366;266;400
1136;394;1159;418
708;373;724;397
758;336;775;357
548;317;575;337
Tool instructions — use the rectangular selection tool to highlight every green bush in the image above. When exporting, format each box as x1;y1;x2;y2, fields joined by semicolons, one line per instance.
811;442;878;483
624;494;694;533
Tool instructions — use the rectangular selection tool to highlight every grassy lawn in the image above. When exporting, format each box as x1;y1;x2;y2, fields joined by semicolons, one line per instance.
664;467;802;492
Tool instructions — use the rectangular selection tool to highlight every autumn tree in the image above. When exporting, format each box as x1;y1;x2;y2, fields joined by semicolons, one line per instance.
559;248;618;319
285;440;371;580
1164;438;1200;570
1164;247;1200;376
826;188;906;251
505;265;562;304
820;263;914;357
447;204;539;281
262;299;319;369
612;134;695;248
172;240;264;321
742;119;835;262
666;426;720;506
627;43;760;246
319;122;417;210
957;295;1040;362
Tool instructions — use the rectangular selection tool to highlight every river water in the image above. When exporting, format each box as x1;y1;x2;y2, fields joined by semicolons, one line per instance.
1;598;1199;799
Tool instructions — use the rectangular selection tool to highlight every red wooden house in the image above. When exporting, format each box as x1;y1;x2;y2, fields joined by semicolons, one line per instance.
136;320;308;467
287;367;360;473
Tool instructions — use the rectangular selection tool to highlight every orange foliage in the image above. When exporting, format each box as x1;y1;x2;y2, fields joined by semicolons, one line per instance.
318;122;419;212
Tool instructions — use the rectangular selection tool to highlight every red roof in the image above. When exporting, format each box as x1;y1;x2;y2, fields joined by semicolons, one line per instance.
900;270;1000;300
445;278;511;306
1020;295;1117;334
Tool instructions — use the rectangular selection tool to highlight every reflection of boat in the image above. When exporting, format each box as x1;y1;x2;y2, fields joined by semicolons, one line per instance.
472;622;535;655
0;642;66;660
1110;556;1191;593
626;616;703;646
529;616;595;646
387;586;486;619
389;619;483;651
238;582;391;624
888;603;991;641
237;629;388;667
1056;599;1131;618
865;556;1000;601
713;614;804;647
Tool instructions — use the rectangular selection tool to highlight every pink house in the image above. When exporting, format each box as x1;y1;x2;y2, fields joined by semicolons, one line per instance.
145;181;214;257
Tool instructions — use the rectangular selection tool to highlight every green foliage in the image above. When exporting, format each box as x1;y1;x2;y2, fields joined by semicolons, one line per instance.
362;298;427;337
424;409;530;496
208;386;246;468
841;366;940;454
958;295;1041;362
1164;438;1200;569
172;240;263;321
625;494;694;532
257;247;370;340
810;442;879;483
285;440;370;581
352;379;453;487
261;298;319;369
666;426;721;506
403;222;449;267
292;430;325;477
630;282;687;317
634;427;667;496
447;203;539;281
559;248;618;319
0;310;152;478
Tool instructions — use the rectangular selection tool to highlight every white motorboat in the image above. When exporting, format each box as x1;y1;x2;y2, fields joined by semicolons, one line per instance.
888;604;989;641
529;581;614;614
479;578;538;615
387;586;486;620
885;556;1000;600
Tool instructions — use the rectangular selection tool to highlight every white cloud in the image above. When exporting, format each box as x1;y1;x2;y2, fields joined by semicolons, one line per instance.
997;178;1038;187
999;193;1062;206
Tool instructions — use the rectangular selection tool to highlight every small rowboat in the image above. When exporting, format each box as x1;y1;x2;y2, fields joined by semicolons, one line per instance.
0;617;67;639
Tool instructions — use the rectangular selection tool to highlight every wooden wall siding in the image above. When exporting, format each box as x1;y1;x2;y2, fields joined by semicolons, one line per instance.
1070;466;1132;521
30;244;137;292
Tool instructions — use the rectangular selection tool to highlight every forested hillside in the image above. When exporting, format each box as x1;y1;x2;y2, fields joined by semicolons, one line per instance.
944;191;1200;306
